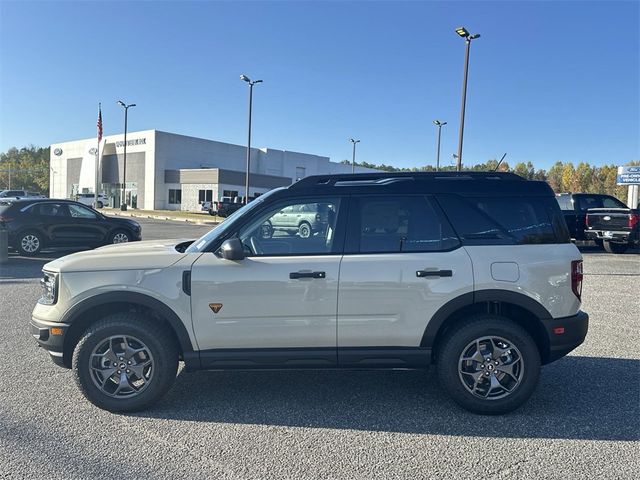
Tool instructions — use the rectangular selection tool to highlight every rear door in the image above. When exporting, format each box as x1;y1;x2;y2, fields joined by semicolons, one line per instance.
336;195;472;367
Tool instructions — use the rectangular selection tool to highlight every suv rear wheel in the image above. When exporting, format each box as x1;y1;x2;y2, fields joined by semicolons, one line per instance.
72;313;179;412
436;315;540;415
298;221;312;239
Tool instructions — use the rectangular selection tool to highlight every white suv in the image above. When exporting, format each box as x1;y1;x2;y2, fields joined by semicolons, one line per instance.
75;193;109;208
30;172;588;414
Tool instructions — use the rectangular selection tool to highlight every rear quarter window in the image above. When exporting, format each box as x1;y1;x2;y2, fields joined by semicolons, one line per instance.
437;195;569;245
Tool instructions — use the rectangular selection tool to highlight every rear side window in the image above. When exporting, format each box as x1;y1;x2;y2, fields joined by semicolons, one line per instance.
602;196;626;208
348;195;460;253
28;203;69;217
437;195;568;245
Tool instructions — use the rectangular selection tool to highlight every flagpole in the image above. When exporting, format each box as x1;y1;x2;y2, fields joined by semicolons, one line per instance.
95;103;101;209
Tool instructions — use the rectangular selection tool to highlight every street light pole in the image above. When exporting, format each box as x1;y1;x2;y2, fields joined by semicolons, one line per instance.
350;138;360;173
117;100;136;211
455;27;481;172
433;120;447;171
240;74;263;204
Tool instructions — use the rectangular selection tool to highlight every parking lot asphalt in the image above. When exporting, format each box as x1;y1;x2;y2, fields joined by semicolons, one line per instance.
0;218;638;479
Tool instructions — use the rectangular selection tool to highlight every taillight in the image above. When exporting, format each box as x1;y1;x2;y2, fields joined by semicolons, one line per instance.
584;214;590;228
629;213;639;229
571;260;583;300
0;215;13;222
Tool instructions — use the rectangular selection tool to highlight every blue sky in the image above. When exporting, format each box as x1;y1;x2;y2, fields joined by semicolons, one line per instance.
1;0;638;170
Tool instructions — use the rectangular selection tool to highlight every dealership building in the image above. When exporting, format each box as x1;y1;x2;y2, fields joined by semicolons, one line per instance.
50;130;375;210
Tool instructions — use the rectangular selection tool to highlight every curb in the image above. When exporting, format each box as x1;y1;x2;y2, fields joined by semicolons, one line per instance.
105;210;219;226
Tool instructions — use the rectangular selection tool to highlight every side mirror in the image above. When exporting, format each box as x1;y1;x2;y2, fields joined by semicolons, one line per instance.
220;238;245;261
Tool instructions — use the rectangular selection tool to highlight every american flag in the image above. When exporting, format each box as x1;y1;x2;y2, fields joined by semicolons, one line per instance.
97;103;103;143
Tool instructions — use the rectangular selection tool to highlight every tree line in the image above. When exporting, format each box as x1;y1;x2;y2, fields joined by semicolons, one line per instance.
342;158;639;200
0;146;50;195
0;145;637;201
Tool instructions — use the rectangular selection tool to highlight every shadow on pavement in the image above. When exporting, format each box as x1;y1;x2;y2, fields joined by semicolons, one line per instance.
136;355;639;441
0;249;83;280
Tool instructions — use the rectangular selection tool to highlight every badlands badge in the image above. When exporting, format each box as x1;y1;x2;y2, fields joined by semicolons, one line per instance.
209;303;223;314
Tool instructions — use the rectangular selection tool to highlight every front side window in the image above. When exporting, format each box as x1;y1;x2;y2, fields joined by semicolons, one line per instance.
68;204;97;219
237;197;341;256
350;196;460;253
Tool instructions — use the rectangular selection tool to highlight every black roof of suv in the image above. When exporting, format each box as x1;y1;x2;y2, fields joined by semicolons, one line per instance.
288;171;551;196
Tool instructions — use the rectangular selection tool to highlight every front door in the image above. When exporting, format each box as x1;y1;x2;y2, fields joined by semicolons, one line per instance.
190;196;345;368
337;195;473;367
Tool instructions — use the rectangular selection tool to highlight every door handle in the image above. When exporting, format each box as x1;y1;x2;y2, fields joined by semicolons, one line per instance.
416;269;453;278
289;271;326;280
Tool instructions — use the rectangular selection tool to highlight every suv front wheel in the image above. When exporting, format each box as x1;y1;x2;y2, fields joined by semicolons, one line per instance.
72;313;179;412
436;315;541;415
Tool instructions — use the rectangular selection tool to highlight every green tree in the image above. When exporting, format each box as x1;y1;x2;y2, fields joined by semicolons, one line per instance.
0;146;50;194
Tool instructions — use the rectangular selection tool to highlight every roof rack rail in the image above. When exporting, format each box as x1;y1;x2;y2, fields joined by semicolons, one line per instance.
290;171;524;189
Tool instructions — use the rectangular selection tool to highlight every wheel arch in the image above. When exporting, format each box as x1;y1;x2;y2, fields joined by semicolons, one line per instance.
60;291;195;368
423;290;553;365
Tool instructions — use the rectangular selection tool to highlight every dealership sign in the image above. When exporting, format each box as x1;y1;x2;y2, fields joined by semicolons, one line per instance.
616;166;640;185
115;138;146;148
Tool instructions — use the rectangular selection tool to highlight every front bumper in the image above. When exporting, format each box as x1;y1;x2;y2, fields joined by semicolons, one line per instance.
543;310;589;364
29;317;71;367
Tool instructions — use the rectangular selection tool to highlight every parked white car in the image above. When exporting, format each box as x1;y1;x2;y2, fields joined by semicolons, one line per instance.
75;193;109;208
0;189;45;202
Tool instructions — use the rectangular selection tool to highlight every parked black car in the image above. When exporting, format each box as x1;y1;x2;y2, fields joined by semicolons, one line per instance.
0;199;141;256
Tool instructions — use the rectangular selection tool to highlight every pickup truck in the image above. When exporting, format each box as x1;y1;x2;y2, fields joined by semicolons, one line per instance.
208;198;245;217
555;193;628;243
584;207;639;254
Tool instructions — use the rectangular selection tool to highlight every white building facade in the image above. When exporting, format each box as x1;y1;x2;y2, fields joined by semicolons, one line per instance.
49;130;376;210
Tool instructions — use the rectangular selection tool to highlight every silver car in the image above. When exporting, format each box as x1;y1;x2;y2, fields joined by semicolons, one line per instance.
261;203;333;238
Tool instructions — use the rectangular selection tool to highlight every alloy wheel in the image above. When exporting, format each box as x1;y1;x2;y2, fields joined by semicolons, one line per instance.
112;233;129;243
458;336;524;400
89;335;154;398
20;234;40;253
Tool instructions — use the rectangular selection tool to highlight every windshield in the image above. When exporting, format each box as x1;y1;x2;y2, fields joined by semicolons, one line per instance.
185;188;285;253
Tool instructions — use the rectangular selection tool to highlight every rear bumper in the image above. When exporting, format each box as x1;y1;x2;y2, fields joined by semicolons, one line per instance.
543;311;589;364
585;230;638;244
29;317;70;368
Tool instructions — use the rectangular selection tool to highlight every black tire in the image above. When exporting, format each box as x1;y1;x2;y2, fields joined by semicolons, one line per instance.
603;241;628;254
436;315;541;415
109;229;131;244
17;230;44;256
96;201;104;209
209;209;217;216
298;221;312;239
72;313;179;412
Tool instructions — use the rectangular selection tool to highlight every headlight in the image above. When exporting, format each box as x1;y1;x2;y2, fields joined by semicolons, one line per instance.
39;271;58;305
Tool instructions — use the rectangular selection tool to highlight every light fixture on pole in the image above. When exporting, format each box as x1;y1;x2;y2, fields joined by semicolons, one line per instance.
454;26;481;172
350;138;360;173
433;120;447;171
117;100;136;211
240;74;263;204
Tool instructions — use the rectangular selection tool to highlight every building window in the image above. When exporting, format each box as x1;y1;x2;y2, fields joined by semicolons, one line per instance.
222;190;239;199
169;189;182;204
198;189;213;203
296;167;306;181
